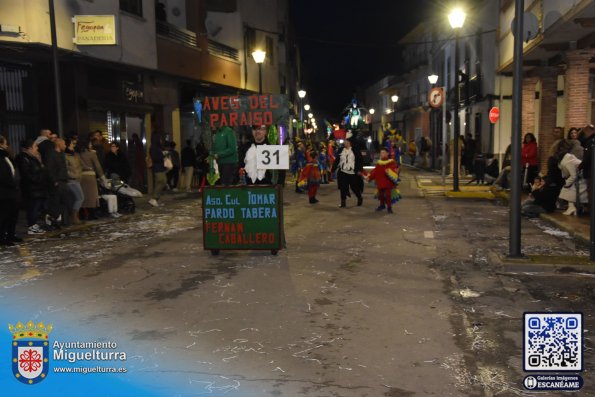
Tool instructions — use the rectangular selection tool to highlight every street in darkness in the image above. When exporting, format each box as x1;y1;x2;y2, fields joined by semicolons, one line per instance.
1;168;592;396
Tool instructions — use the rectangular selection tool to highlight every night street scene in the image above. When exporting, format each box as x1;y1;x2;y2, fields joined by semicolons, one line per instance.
1;0;595;396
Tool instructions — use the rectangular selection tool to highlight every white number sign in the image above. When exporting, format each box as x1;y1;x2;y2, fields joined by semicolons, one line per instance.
256;145;289;170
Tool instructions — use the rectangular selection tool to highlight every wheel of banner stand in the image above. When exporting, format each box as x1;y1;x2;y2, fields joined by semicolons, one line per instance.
211;250;220;256
271;250;278;256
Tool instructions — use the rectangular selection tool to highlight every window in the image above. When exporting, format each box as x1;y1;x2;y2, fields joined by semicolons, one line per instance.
266;36;274;64
246;28;256;52
120;0;143;17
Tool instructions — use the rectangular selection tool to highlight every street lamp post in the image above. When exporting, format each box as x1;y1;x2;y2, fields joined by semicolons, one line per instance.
429;74;448;185
252;50;266;94
48;0;64;137
448;8;466;192
428;74;439;170
298;89;306;139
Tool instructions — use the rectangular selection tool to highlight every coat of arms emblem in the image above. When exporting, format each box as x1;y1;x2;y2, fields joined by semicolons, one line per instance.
9;321;52;385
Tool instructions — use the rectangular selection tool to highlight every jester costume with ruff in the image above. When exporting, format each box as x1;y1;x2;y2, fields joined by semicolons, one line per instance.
367;158;401;208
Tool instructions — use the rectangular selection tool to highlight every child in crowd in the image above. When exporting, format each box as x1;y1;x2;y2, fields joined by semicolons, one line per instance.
298;150;321;204
367;148;400;213
521;175;558;218
318;143;329;184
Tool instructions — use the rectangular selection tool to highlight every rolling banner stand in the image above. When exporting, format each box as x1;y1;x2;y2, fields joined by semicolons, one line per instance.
202;185;284;255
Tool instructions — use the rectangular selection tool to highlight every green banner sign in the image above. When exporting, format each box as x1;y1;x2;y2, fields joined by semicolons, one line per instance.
200;94;289;129
202;186;283;251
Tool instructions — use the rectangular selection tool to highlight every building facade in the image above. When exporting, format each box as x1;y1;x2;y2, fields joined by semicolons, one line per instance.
0;0;292;189
497;0;595;172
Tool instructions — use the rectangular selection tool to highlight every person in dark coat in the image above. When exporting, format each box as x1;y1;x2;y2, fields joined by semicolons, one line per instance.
128;133;146;191
15;139;48;235
149;133;167;207
45;138;75;226
579;124;595;207
334;132;364;208
0;135;22;245
166;141;180;191
105;141;131;182
181;140;196;192
35;128;56;165
521;175;558;218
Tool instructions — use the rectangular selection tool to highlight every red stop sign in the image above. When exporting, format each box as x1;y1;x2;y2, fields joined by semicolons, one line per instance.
489;107;500;123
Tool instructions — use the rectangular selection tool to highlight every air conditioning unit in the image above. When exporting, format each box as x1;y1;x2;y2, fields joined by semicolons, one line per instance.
0;25;20;34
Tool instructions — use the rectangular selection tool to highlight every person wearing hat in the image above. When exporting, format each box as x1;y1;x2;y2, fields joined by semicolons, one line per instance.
239;124;272;185
334;132;363;208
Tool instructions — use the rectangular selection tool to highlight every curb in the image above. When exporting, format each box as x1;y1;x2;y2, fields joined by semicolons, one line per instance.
539;213;590;245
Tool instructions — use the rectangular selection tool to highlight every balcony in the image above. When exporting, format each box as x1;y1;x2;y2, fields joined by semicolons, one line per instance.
207;40;239;63
156;20;197;47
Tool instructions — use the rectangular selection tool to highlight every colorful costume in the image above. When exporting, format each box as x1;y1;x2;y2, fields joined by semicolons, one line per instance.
367;158;401;212
298;161;321;203
318;150;328;184
327;142;336;181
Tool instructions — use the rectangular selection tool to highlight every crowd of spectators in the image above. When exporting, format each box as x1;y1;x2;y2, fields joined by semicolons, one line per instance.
0;128;205;246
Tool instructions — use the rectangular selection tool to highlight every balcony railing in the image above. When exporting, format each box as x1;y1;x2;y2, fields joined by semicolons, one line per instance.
156;20;197;47
207;40;239;62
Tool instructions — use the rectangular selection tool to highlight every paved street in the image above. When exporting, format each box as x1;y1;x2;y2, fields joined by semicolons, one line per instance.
0;167;593;397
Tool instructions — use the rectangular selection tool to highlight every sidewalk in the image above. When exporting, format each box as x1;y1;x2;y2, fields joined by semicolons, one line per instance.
409;165;592;245
13;189;200;240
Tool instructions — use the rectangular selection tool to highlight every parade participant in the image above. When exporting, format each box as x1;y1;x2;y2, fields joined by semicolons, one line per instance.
239;124;272;185
367;147;400;214
212;126;238;186
327;140;336;182
318;143;329;184
292;141;306;193
334;133;363;208
298;150;321;204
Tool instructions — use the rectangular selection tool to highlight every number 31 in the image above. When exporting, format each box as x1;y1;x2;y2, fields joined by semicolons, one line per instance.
261;150;279;165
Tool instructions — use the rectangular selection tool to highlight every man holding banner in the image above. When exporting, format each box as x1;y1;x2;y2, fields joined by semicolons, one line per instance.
240;124;272;185
212;126;238;185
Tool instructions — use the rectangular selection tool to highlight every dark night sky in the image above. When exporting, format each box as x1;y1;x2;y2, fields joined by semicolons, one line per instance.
290;0;434;121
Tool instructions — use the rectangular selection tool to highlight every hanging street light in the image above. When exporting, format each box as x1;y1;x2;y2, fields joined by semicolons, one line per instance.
252;49;266;94
298;90;306;138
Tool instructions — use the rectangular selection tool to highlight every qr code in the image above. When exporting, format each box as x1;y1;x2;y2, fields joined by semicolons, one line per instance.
524;313;582;371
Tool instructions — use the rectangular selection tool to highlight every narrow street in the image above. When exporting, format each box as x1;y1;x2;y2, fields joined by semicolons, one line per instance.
0;167;592;397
